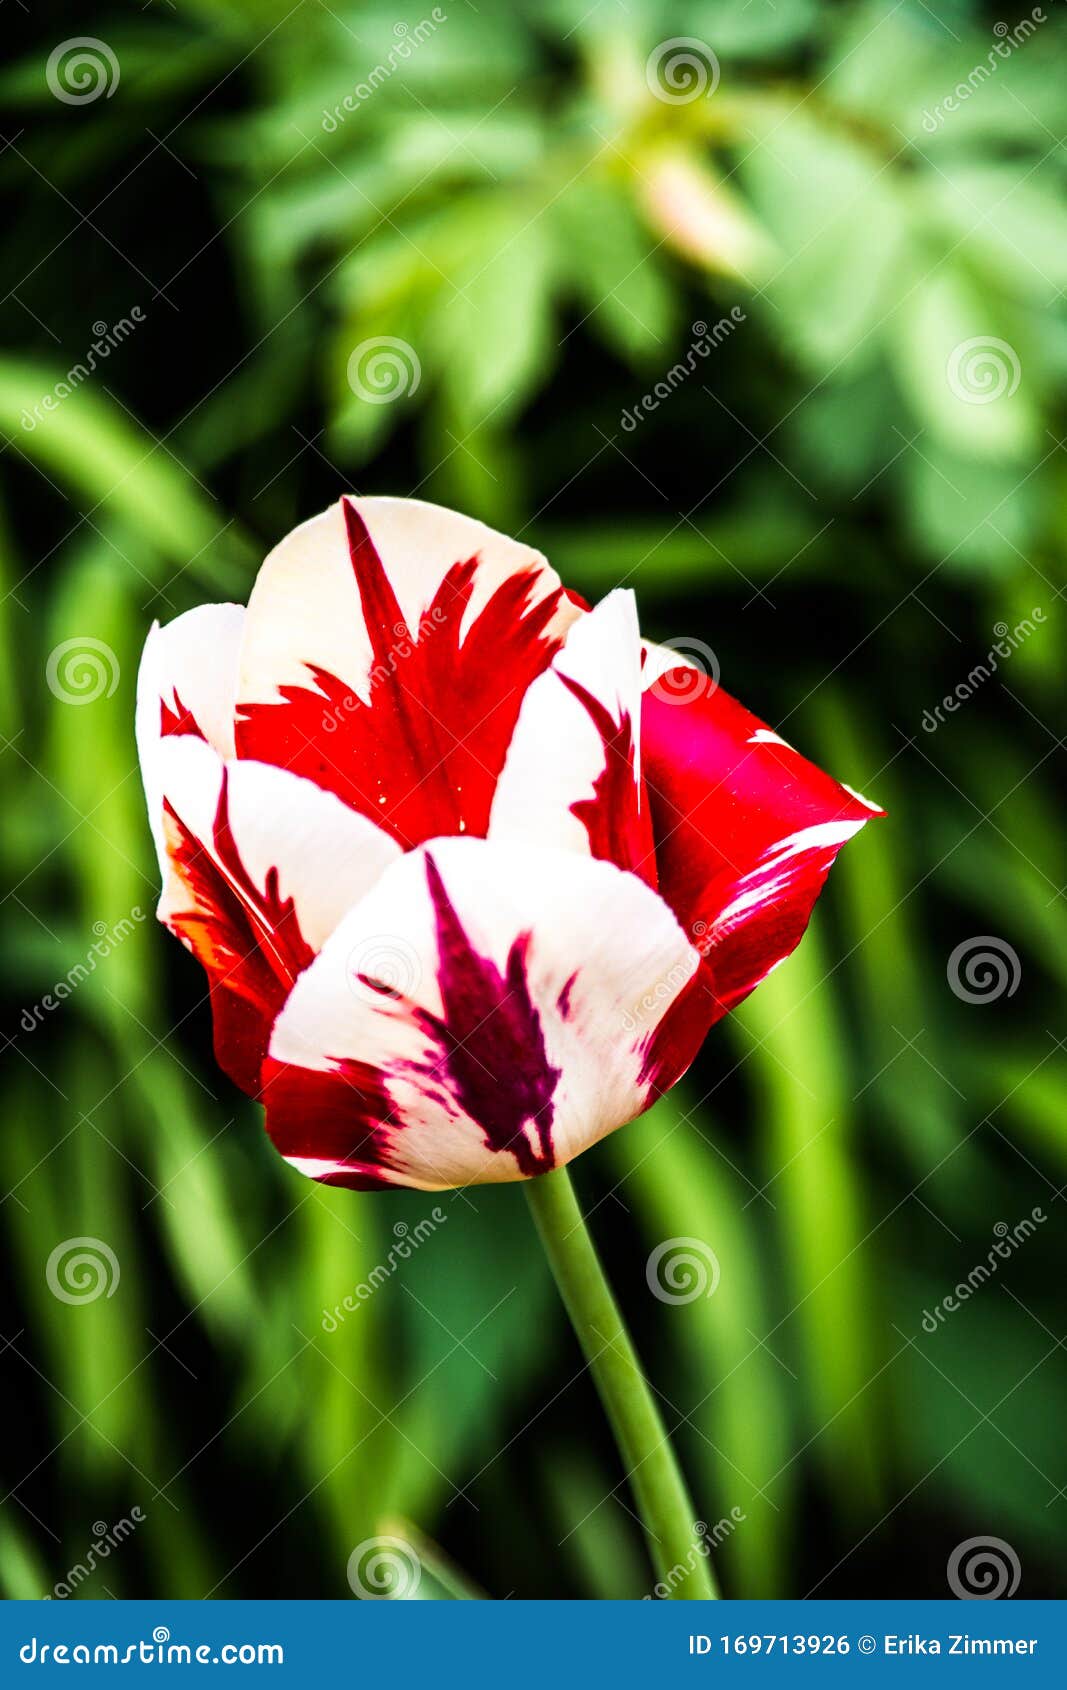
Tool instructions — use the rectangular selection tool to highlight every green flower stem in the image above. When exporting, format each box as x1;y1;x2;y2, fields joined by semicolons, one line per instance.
524;1163;719;1599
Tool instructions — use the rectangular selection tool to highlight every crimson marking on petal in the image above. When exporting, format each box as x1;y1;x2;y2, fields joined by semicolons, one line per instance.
556;971;578;1020
163;769;314;1094
558;673;656;886
415;853;561;1176
260;1057;400;1189
160;689;207;740
236;498;567;850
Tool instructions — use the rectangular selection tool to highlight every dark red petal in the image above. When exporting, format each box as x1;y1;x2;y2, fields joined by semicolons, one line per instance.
640;677;881;1088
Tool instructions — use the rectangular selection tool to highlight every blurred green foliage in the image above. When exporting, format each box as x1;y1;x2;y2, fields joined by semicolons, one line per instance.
1;0;1065;1599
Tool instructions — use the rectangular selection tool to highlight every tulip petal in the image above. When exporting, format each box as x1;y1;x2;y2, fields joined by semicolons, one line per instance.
262;837;699;1191
639;673;882;1092
234;496;580;849
489;590;656;884
156;736;400;1095
136;604;245;872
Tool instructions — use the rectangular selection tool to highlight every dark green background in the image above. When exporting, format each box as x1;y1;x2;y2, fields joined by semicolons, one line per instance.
2;0;1064;1600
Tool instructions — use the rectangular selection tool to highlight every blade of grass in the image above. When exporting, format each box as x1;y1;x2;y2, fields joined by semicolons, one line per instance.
609;1096;796;1596
731;923;884;1518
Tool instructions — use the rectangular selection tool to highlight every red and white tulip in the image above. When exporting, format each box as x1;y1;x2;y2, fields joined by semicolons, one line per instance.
137;496;881;1192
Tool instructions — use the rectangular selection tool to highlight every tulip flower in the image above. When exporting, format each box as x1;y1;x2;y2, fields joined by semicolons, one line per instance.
137;494;881;1598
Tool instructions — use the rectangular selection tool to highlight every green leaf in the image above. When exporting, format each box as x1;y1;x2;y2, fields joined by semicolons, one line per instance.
886;264;1039;460
740;111;911;373
0;1515;50;1600
609;1098;798;1597
897;442;1041;574
731;922;887;1519
434;204;559;431
0;362;251;593
920;166;1067;306
556;178;677;364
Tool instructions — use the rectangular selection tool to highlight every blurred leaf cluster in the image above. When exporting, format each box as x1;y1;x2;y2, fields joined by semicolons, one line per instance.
1;0;1065;1599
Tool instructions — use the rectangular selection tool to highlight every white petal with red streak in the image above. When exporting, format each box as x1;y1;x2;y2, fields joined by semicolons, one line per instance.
263;837;699;1192
489;590;646;863
236;496;574;713
136;603;245;869
156;735;401;948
